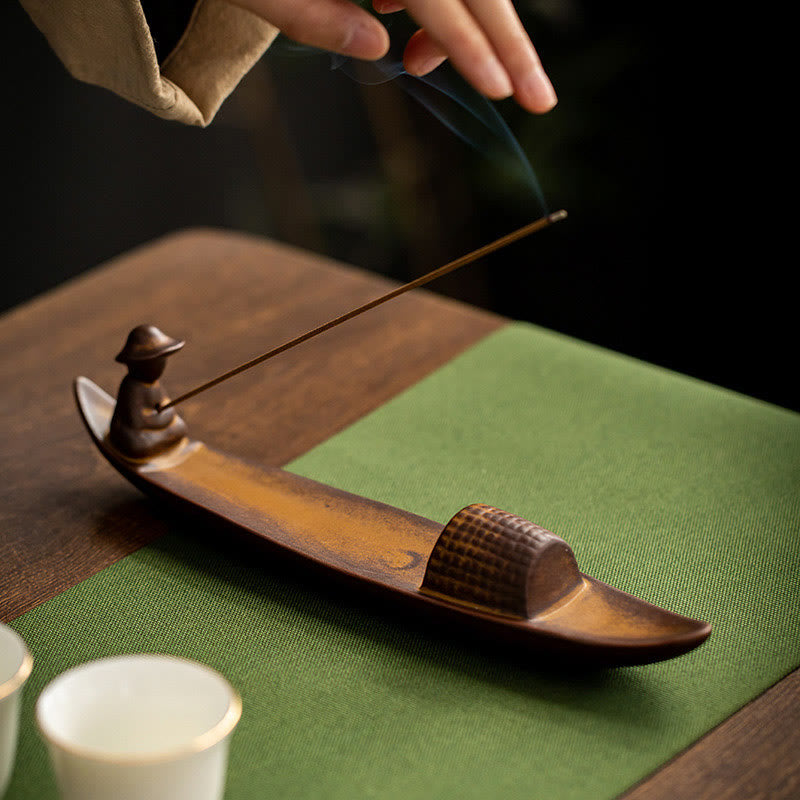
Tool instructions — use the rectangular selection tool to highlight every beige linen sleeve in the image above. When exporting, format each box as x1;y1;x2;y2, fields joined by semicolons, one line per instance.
19;0;279;126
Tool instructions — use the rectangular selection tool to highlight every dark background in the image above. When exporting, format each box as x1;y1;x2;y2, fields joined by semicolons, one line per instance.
3;2;793;411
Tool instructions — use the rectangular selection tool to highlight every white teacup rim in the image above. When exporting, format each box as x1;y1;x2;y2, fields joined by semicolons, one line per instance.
0;624;33;702
35;653;242;765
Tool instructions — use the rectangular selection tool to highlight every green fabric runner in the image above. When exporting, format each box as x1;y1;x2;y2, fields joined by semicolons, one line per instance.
9;322;800;799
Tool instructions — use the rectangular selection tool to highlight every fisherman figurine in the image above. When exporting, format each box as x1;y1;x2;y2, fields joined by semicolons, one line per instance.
109;325;188;459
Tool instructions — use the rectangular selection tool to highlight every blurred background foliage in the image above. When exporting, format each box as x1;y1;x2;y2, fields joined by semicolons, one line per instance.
2;2;791;410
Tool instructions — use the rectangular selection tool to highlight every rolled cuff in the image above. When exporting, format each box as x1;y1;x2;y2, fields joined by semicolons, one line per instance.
20;0;278;126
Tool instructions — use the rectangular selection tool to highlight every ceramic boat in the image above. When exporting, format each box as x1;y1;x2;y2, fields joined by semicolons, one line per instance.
75;375;711;666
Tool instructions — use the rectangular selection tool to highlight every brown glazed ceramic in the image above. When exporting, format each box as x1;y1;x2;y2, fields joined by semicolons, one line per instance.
109;325;188;459
75;370;711;667
421;504;583;618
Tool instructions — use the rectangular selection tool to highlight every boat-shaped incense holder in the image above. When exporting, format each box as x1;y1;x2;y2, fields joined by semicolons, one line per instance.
74;327;711;667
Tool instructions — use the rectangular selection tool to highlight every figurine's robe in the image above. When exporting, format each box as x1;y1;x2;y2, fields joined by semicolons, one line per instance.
109;376;187;459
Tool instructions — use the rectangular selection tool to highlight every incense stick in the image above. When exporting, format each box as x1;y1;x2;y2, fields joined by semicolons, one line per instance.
159;210;567;411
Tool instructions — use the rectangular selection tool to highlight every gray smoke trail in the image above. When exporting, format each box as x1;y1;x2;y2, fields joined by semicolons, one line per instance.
270;16;547;214
330;51;546;213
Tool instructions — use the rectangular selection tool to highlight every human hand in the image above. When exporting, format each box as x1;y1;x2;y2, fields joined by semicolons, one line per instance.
228;0;557;113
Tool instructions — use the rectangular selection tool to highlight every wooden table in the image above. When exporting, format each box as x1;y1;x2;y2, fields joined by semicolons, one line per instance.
1;229;797;799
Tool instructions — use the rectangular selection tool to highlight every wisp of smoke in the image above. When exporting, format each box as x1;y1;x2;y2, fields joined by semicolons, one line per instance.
271;14;547;214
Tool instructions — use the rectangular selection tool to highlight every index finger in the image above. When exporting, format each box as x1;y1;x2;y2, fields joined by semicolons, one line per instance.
463;0;556;112
399;0;556;113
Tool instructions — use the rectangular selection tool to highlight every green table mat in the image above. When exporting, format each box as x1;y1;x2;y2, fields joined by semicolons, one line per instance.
9;322;800;799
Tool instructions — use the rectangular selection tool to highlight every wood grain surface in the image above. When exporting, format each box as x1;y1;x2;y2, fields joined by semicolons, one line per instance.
0;229;795;799
0;228;501;622
623;669;800;800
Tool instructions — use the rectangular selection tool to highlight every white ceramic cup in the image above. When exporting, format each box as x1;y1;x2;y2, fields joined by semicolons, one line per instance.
0;622;33;798
36;654;241;800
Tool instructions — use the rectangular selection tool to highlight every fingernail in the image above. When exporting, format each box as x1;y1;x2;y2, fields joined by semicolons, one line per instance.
519;67;558;111
374;0;404;12
479;57;513;99
409;54;447;76
346;21;388;59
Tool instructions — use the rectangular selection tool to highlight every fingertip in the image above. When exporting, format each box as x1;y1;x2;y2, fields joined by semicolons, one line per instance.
476;56;514;100
515;68;558;113
402;30;447;76
373;0;405;13
405;54;448;76
347;18;391;60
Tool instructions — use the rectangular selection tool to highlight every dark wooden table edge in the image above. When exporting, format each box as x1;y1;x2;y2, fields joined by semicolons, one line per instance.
621;666;800;799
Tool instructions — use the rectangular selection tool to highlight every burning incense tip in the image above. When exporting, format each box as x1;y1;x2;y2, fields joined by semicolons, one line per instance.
549;209;568;223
